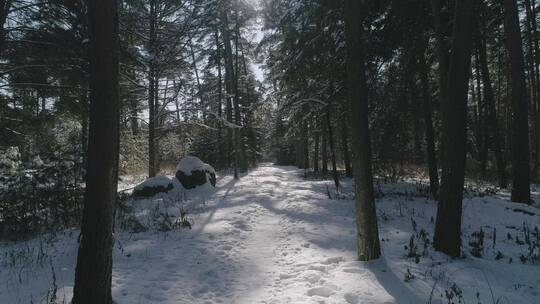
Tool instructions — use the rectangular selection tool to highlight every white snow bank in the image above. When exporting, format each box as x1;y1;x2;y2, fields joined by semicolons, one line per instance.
133;175;172;192
176;156;215;175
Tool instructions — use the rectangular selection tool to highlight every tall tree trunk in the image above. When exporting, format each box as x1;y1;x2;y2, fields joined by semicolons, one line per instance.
418;45;440;197
341;118;352;178
476;16;507;188
344;0;381;261
153;69;161;174
504;0;531;203
475;48;489;173
326;108;340;189
190;41;205;121
409;79;423;164
147;0;157;177
314;124;320;173
433;0;474;257
221;8;235;176
239;41;257;166
303;121;309;169
80;88;89;171
525;0;540;178
430;0;450;99
321;118;328;175
72;0;119;302
233;10;247;172
215;27;225;168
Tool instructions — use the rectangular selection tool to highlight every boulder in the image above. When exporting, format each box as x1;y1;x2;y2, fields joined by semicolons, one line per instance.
132;175;173;198
175;156;216;189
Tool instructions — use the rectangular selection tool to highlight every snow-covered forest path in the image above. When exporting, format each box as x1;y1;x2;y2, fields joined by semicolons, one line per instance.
3;163;539;304
113;163;407;304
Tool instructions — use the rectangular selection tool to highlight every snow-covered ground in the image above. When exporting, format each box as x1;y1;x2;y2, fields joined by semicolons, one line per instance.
1;163;539;303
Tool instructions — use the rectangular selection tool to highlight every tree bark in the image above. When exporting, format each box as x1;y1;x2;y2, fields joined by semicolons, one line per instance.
418;45;439;197
147;0;157;177
221;7;238;178
476;16;507;188
215;27;225;168
234;9;248;172
475;47;489;173
326;108;340;189
525;0;540;177
72;0;119;302
504;0;531;203
430;0;450;99
190;40;205;121
341;118;352;178
344;0;381;261
433;0;474;258
302;120;309;169
321;117;328;175
314;124;320;173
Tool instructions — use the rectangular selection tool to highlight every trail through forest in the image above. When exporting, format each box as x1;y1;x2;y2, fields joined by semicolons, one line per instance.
113;164;411;304
2;164;539;304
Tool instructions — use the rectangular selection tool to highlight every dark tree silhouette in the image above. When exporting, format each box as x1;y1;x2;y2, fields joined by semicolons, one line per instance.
344;0;381;261
504;0;531;203
433;0;474;258
72;0;119;303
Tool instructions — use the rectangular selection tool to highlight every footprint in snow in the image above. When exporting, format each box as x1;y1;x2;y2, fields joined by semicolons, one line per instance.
230;219;251;231
344;292;359;304
303;272;322;284
342;268;364;274
279;273;294;280
321;256;344;265
308;265;328;273
306;286;333;297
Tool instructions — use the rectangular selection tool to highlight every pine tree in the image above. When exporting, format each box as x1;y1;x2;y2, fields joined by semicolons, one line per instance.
72;0;119;302
344;0;381;261
433;0;475;257
504;0;531;203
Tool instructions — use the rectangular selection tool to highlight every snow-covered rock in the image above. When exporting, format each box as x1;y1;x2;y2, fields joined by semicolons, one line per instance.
175;156;216;189
132;175;173;197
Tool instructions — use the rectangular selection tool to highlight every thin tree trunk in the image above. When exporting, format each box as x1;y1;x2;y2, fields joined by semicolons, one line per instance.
321;117;328;175
314;124;320;173
153;72;160;174
476;16;507;188
418;44;439;197
221;7;235;175
341;118;352;178
239;41;257;166
72;0;119;302
344;0;381;261
303;121;309;169
504;0;531;203
233;9;247;172
215;27;225;168
475;47;489;173
147;0;157;177
433;0;474;257
430;0;450;99
190;41;205;121
409;79;423;164
326;108;340;189
525;0;540;177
